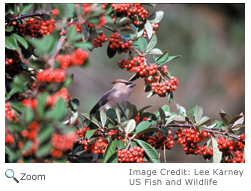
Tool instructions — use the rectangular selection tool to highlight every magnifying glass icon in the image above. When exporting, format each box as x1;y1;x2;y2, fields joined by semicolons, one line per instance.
5;169;19;183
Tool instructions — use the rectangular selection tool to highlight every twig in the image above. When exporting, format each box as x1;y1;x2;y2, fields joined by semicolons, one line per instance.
163;143;166;163
5;12;51;23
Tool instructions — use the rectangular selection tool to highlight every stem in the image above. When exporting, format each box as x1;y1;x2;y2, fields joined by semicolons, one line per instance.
5;12;51;23
163;143;166;163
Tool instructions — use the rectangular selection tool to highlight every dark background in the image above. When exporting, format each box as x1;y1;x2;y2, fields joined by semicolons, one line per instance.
64;4;245;162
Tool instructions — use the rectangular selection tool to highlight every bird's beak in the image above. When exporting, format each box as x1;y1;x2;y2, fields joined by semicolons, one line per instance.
129;83;136;87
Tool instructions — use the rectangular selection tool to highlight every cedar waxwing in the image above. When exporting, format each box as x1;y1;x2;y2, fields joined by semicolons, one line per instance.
89;79;136;115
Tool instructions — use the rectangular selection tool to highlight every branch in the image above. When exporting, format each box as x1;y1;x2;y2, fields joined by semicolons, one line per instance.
5;11;51;23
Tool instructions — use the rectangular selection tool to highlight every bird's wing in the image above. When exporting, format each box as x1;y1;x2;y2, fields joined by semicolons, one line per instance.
89;89;113;115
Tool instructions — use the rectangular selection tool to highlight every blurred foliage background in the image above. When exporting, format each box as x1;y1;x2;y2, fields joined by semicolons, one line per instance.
64;4;245;163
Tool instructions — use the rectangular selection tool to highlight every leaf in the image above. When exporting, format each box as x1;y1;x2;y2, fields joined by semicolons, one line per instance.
204;123;217;129
53;97;67;120
117;102;128;120
194;105;203;123
129;73;140;82
148;10;164;24
198;116;210;126
107;43;117;58
81;113;102;128
146;34;157;52
5;26;13;32
173;115;185;122
134;139;160;163
100;108;107;127
138;105;153;113
159;55;181;66
145;19;153;39
106;151;118;163
86;129;97;139
73;42;93;50
115;107;121;123
156;50;169;63
219;113;230;126
231;124;245;131
37;125;53;144
230;114;244;126
117;140;125;150
23;107;34;123
119;28;136;34
147;48;163;55
138;37;147;53
212;137;222;163
103;138;118;163
5;35;18;50
147;90;155;98
62;73;74;88
22;140;33;152
36;142;53;158
134;120;152;135
168;92;173;103
159;108;166;124
125;101;133;119
20;3;32;15
116;17;131;27
66;3;75;18
165;114;177;125
125;119;136;135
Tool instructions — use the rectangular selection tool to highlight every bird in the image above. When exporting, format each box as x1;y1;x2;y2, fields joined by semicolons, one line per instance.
89;79;136;116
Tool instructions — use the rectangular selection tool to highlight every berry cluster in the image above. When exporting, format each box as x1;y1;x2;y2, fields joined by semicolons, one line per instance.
109;33;133;53
175;128;209;155
134;113;148;124
92;32;107;47
21;121;40;141
111;3;148;25
22;139;38;157
5;49;23;76
108;129;118;137
56;48;89;69
36;69;65;83
82;136;108;154
117;57;157;77
5;102;19;122
143;23;160;37
5;128;14;145
50;132;78;159
147;131;174;150
76;127;90;138
46;87;70;107
217;136;244;153
221;150;244;163
117;146;145;163
18;17;55;37
21;99;37;110
151;76;179;95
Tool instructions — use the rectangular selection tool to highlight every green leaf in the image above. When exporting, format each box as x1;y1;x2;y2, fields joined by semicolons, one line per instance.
53;97;67;120
36;142;53;158
81;113;102;128
36;92;48;117
119;28;136;34
146;34;157;53
147;48;163;55
134;139;160;163
138;37;147;53
9;101;24;113
212;137;222;163
73;42;93;50
158;55;181;66
219;113;230;126
117;102;128;120
5;35;18;50
194;105;203;123
100;108;107;127
145;19;153;39
138;105;153;113
20;3;32;15
147;90;155;98
156;50;169;63
13;33;28;49
106;151;118;163
66;3;75;18
103;138;118;163
198;116;210;126
148;10;164;24
5;26;13;32
5;145;13;157
204;123;217;129
134;120;152;135
37;125;53;144
116;17;131;27
159;108;166;124
173;115;185;123
86;129;97;139
229;115;243;126
23;107;34;123
106;108;116;122
22;140;33;152
165;114;176;125
125;119;136;135
117;140;125;150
